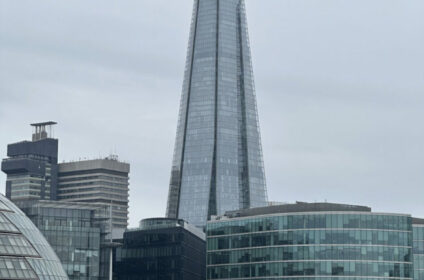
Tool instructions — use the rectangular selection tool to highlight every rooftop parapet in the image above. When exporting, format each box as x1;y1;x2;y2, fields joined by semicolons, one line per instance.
219;201;372;219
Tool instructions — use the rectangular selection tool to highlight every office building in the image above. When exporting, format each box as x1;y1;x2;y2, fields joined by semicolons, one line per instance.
413;218;424;280
58;156;130;238
166;0;268;228
1;122;58;201
0;193;68;279
207;202;414;279
15;200;107;280
114;218;206;280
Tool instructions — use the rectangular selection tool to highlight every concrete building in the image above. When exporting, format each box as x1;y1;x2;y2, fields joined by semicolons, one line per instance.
114;218;206;280
58;157;130;238
1;122;58;201
207;202;416;280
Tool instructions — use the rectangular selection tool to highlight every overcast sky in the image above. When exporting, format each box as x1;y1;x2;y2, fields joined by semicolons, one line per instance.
1;0;423;227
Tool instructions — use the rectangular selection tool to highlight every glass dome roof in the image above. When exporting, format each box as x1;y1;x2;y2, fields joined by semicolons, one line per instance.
0;194;68;279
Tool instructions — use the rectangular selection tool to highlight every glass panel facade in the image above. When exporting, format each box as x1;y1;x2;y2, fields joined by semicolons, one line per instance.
17;202;101;280
114;220;206;280
0;257;37;279
207;213;414;279
413;225;424;279
0;194;68;280
166;0;267;229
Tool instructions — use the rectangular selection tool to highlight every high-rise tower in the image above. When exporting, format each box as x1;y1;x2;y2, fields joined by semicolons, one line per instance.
1;122;59;201
166;0;268;228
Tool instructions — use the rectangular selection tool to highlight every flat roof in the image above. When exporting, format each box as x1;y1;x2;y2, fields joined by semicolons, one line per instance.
413;217;424;225
30;121;57;126
222;202;372;219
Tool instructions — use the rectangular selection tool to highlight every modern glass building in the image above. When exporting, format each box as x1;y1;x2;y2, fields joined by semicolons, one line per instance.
0;193;68;279
15;200;105;280
166;0;268;228
1;122;58;201
114;218;206;280
206;202;414;280
413;219;424;280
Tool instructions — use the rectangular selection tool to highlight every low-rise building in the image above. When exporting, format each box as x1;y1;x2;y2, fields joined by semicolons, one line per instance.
114;218;206;280
15;200;108;280
207;202;414;279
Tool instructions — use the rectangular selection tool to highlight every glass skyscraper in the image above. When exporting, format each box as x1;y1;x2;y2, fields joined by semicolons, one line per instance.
166;0;268;228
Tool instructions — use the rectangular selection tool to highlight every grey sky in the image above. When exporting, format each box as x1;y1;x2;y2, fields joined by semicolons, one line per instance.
1;0;423;227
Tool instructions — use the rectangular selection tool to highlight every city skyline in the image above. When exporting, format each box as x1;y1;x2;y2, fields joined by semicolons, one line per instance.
1;0;423;228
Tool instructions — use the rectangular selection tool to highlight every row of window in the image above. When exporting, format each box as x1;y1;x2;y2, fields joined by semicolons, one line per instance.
208;245;412;265
58;180;128;189
59;175;128;183
207;261;412;279
208;230;412;250
207;214;411;236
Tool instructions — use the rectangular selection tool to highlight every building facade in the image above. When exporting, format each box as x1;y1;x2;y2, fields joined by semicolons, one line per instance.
0;193;68;279
58;157;130;238
413;219;424;280
207;202;414;280
114;218;206;280
15;200;106;280
166;0;268;228
1;122;58;201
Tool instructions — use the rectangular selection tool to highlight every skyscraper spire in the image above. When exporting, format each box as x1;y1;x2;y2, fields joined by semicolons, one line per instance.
166;0;268;228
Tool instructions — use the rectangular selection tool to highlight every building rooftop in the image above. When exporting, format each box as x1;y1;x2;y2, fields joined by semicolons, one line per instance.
413;217;424;225
127;218;205;240
59;156;130;173
30;121;57;127
219;202;372;219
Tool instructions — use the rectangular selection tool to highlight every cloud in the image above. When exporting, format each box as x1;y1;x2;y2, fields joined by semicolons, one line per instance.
1;0;423;226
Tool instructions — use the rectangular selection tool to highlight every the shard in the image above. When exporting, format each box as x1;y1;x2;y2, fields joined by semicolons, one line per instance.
166;0;268;228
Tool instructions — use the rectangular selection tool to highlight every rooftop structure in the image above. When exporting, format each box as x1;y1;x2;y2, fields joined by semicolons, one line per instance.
30;121;57;141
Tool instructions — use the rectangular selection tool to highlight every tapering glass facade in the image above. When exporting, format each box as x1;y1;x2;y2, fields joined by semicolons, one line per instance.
207;211;413;279
166;0;267;228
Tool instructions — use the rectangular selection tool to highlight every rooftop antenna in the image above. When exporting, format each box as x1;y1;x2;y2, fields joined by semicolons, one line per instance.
30;121;57;141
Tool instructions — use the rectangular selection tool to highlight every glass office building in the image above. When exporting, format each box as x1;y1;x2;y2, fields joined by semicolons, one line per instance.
0;193;68;279
114;218;206;280
413;219;424;280
206;202;414;279
166;0;268;228
16;200;103;280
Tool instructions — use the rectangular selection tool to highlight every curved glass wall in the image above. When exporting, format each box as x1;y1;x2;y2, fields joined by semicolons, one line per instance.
207;212;413;279
0;194;68;280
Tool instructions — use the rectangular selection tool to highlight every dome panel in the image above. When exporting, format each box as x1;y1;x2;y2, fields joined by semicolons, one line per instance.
0;195;68;280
